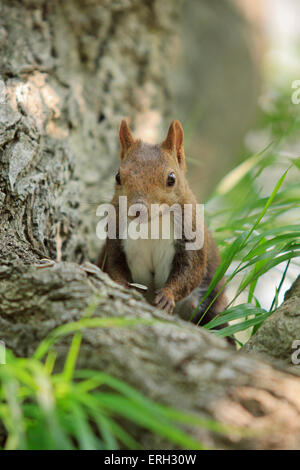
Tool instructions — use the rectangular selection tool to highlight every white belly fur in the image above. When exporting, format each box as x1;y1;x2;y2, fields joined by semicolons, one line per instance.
122;235;175;290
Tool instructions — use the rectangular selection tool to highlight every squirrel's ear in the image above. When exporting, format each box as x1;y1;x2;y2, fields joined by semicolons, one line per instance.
119;119;135;159
162;120;186;170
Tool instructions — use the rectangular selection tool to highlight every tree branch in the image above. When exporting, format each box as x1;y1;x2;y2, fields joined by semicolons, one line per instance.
1;261;300;449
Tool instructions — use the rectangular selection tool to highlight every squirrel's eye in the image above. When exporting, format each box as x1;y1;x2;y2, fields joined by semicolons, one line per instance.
115;172;121;185
167;172;176;187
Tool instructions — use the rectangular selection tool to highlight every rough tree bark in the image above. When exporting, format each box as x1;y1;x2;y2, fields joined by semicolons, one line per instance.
0;0;178;262
1;0;300;450
244;276;300;370
1;263;300;449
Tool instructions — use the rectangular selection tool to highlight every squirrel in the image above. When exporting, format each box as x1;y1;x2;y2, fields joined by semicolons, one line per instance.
98;119;231;338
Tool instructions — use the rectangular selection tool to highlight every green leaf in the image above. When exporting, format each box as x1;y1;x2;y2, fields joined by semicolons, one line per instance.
204;304;267;330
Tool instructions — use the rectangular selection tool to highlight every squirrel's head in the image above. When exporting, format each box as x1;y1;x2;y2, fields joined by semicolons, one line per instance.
114;119;189;218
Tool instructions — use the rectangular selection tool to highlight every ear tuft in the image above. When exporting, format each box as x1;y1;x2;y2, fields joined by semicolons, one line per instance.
119;119;135;159
162;120;186;170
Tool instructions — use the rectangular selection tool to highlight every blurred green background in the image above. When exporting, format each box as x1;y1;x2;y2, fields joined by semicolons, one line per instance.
169;0;300;319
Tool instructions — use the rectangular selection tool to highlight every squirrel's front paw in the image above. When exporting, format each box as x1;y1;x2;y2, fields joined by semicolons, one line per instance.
154;289;175;314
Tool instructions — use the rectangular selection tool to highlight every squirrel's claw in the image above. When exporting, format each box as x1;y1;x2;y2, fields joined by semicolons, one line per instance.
154;289;175;314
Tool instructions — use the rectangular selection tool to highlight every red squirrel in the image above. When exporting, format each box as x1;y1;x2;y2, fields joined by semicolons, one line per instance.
98;119;229;333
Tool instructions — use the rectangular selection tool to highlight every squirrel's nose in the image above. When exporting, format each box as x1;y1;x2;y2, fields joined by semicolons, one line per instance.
128;210;141;220
128;201;147;221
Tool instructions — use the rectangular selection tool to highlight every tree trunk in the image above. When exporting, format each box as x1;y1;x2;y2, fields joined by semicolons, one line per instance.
1;0;300;451
1;263;300;449
0;0;178;262
244;276;300;371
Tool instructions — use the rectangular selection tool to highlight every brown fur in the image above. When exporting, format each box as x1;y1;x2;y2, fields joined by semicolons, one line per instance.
98;119;233;344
